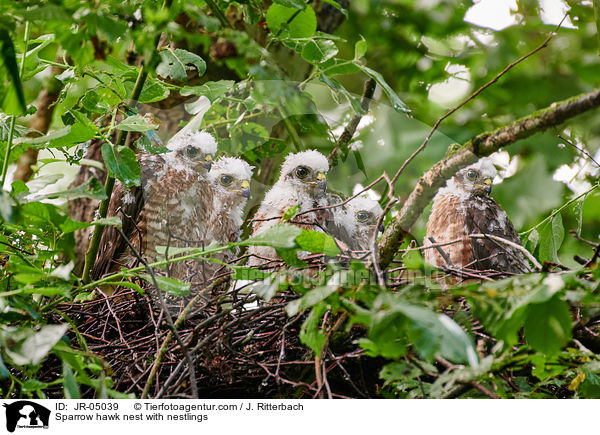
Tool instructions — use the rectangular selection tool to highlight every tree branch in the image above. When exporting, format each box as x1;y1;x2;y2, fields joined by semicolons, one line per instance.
328;78;377;166
378;88;600;268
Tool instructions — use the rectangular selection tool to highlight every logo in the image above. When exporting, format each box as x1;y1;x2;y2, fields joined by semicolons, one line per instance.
2;401;50;433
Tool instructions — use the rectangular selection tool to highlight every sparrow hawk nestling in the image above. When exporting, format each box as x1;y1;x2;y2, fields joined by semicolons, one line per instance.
325;194;383;252
248;150;329;268
424;158;532;276
92;131;218;280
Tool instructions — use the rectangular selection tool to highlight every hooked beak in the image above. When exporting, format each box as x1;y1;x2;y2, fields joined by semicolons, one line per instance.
203;154;213;171
315;172;326;193
483;177;492;194
240;179;251;199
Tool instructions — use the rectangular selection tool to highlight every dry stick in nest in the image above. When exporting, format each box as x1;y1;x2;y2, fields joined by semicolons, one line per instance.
141;279;221;398
314;312;348;399
114;228;199;399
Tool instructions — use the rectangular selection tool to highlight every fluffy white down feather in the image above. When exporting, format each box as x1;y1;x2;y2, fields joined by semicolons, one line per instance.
163;131;218;173
436;157;497;201
248;150;329;266
332;195;383;250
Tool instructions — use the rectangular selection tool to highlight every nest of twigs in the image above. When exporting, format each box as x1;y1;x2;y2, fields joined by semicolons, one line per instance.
43;266;384;398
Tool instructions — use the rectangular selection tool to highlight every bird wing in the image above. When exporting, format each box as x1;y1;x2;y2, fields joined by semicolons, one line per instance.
92;153;166;279
465;195;531;274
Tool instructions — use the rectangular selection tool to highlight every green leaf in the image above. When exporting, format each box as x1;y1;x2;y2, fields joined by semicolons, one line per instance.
19;5;72;22
139;274;191;296
281;204;300;222
238;223;303;249
524;296;572;355
273;0;307;9
321;0;347;13
359;294;478;366
0;28;26;115
138;82;170;103
286;285;338;316
61;216;121;234
354;64;409;112
251;275;281;301
299;305;328;355
539;213;564;263
181;80;235;102
594;0;600;56
296;230;340;256
301;39;338;64
116;115;158;132
266;4;317;38
156;48;206;81
101;143;141;188
81;90;110;114
24;177;107;203
320;59;360;77
13;126;71;145
51;122;96;147
525;229;540;253
0;324;68;366
22;379;49;392
63;361;81;399
354;35;367;59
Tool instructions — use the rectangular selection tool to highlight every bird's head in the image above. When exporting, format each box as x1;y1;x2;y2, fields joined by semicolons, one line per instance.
280;150;329;197
166;131;218;175
453;158;497;196
209;157;254;204
345;195;384;237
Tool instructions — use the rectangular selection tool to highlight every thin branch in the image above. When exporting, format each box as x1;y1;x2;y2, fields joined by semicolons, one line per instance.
204;0;232;29
378;88;600;268
328;78;377;166
389;14;568;190
115;228;198;399
469;233;542;271
557;133;600;168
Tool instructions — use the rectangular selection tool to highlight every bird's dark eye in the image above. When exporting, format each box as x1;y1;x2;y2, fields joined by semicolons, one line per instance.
466;169;479;180
295;166;310;179
220;175;234;186
356;211;370;222
186;146;199;157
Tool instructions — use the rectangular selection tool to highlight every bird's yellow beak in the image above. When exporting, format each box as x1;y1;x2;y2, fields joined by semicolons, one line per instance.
483;177;492;194
203;154;213;170
316;172;326;181
240;179;251;199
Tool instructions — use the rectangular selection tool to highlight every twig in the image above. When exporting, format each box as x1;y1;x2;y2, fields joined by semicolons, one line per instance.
428;236;454;267
328;78;377;166
557;133;600;168
378;89;600;268
389;14;568;190
469;233;542;271
204;0;232;29
114;228;198;399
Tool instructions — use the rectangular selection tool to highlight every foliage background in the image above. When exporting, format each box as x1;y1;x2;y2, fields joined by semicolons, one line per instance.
0;0;599;399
